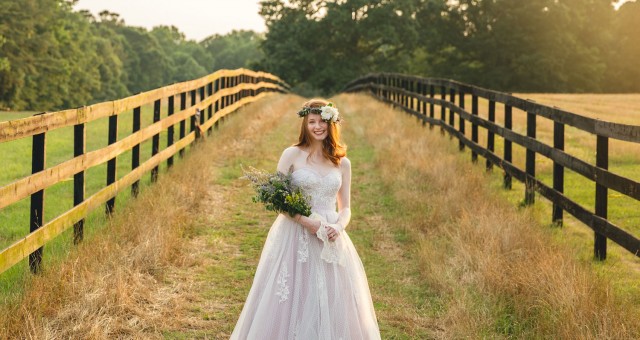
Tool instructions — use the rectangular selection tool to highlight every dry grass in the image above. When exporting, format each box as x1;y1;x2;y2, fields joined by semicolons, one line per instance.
0;138;211;338
338;93;640;338
2;91;638;338
0;94;295;339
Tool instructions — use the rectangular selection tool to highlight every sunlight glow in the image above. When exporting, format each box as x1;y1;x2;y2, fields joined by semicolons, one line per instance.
614;0;637;10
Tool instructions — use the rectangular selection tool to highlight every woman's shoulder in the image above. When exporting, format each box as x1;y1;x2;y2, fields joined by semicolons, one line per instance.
282;145;305;157
280;146;304;162
340;156;351;170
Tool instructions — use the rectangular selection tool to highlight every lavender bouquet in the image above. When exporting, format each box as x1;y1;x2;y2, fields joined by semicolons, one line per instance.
242;166;312;217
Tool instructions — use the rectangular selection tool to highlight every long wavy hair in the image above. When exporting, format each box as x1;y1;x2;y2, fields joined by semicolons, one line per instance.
295;99;347;166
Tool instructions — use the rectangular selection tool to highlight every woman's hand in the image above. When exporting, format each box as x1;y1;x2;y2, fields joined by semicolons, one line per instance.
293;214;321;234
325;225;339;242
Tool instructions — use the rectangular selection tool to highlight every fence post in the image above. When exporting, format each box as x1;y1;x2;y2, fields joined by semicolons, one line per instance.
392;77;396;103
237;75;240;101
448;88;455;138
459;91;465;151
30;129;45;273
151;99;161;182
222;77;227;110
199;86;205;126
421;81;428;124
504;105;513;189
414;81;419;113
106;115;117;215
404;79;409;108
73;121;85;245
524;111;536;205
382;76;388;100
131;106;141;196
207;82;213;135
167;97;175;168
233;76;237;104
487;100;495;171
179;92;187;158
440;86;446;135
471;95;479;163
429;85;435;130
553;121;565;225
595;135;608;260
190;89;197;137
214;79;220;130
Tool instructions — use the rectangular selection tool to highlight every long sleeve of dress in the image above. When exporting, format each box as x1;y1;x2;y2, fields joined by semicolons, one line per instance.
334;157;352;233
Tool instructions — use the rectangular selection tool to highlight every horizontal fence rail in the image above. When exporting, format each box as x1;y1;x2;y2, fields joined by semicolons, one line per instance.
0;68;288;275
343;73;640;261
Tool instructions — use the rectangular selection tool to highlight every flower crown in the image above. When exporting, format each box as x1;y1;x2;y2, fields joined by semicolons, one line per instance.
297;103;341;123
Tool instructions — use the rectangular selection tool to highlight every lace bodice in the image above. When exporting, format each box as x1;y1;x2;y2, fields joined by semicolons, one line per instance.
291;167;341;212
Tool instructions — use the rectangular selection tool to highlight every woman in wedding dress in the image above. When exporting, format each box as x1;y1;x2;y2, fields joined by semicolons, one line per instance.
231;99;381;339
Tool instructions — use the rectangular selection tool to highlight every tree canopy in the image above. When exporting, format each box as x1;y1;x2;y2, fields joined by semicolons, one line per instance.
1;0;638;110
258;0;640;94
0;0;265;111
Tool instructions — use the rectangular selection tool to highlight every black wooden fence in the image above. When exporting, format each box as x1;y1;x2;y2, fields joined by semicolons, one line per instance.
344;73;640;261
0;69;288;275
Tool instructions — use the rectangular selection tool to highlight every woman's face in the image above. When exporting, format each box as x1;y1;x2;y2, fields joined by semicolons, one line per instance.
307;113;329;141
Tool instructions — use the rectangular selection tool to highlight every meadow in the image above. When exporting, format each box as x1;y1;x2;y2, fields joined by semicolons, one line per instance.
0;93;639;338
408;93;640;260
0;99;186;296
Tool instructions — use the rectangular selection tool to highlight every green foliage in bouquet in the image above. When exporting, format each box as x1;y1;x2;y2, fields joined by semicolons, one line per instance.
243;166;312;217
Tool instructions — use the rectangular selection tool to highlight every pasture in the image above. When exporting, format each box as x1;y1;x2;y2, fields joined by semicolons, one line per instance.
0;92;639;338
0;105;174;296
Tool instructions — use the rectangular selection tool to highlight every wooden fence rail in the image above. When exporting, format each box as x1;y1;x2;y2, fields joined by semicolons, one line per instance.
0;68;288;275
343;73;640;261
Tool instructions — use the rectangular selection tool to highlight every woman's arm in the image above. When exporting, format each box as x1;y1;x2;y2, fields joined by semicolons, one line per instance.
335;157;352;233
319;157;351;241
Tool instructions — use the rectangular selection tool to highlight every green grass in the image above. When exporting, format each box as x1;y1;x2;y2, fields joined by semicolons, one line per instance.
159;95;438;338
0;104;194;299
430;95;640;254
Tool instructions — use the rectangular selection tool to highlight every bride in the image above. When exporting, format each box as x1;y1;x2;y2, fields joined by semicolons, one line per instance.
231;99;381;339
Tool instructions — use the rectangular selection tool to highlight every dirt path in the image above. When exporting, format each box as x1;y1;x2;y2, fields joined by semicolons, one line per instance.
156;93;438;338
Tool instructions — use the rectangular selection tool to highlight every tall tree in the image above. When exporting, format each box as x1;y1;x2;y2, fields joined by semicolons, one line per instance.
422;0;612;92
606;1;640;92
201;30;264;72
258;0;421;94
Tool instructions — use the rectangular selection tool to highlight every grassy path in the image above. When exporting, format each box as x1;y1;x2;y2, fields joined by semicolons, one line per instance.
159;94;438;338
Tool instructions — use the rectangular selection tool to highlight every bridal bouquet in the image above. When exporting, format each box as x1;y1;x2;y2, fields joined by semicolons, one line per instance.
242;166;312;217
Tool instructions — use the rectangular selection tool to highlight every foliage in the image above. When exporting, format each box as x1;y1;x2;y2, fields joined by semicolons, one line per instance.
243;166;312;217
201;30;265;72
0;1;264;111
258;0;421;94
2;0;638;110
257;0;640;94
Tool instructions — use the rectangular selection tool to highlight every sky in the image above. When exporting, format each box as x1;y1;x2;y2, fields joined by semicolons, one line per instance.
74;0;266;42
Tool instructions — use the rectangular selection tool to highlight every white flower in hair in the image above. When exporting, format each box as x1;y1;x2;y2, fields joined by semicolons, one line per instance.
321;104;339;122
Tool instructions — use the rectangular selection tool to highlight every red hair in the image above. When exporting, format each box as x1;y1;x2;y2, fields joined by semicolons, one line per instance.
295;99;346;166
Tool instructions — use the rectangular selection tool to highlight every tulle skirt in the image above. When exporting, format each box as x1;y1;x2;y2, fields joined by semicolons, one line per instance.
231;209;381;339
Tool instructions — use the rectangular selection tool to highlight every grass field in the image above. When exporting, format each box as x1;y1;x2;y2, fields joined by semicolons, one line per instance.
408;93;640;257
0;93;639;338
0;101;193;296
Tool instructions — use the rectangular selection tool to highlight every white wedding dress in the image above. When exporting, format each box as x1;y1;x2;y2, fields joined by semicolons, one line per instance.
231;167;381;339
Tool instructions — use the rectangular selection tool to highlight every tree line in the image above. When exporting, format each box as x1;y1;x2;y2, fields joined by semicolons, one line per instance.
0;0;263;111
1;0;638;110
258;0;640;95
